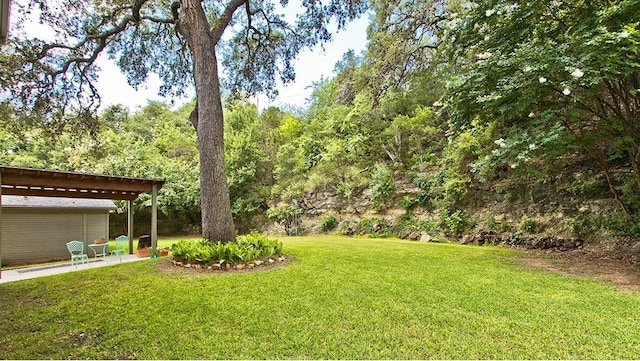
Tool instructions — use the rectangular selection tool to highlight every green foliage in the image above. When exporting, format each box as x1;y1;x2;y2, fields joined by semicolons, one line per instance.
169;233;282;266
585;213;640;238
401;195;420;211
381;106;440;167
485;215;497;230
566;179;608;197
440;210;467;236
224;102;274;230
267;204;303;236
485;216;511;233
356;218;392;238
519;218;539;234
370;163;396;211
444;0;640;216
335;218;393;238
319;215;338;233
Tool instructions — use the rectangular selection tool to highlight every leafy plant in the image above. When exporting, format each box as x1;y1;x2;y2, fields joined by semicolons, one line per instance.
319;215;338;232
170;233;283;266
370;163;396;211
441;210;466;236
355;218;392;238
519;217;539;234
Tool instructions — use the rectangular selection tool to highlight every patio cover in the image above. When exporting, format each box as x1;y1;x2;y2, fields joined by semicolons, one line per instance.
0;165;165;278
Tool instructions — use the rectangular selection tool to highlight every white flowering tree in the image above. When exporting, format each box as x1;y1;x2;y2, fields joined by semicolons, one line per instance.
444;0;640;216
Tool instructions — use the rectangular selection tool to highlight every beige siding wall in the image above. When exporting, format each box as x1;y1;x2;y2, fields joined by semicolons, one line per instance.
1;209;109;266
86;213;109;243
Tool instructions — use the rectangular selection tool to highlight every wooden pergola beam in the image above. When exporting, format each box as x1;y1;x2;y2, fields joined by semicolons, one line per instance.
0;165;163;199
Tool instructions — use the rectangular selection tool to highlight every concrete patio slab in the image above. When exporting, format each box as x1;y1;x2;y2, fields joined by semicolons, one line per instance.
0;254;148;284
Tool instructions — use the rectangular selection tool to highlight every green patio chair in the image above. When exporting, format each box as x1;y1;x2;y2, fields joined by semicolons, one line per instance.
66;240;89;268
111;235;128;262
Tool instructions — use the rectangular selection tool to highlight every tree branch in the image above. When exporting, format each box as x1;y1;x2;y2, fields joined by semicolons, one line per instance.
210;0;247;44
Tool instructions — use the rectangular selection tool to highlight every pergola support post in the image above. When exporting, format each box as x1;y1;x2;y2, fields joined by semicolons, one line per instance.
151;184;158;249
1;172;3;279
127;199;134;254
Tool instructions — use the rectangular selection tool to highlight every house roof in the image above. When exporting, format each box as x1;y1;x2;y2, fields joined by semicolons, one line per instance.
0;165;164;200
1;195;117;210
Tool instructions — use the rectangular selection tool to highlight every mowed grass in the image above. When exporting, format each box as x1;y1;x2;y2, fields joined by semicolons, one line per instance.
1;236;640;359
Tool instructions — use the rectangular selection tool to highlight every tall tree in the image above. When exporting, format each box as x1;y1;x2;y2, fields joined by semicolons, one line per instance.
361;0;461;99
1;0;368;241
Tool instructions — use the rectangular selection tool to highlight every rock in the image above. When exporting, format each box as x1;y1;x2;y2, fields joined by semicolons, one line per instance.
278;256;285;262
236;263;246;270
248;263;255;269
420;232;432;242
255;260;264;266
268;258;275;263
407;231;420;241
211;263;221;270
461;234;473;245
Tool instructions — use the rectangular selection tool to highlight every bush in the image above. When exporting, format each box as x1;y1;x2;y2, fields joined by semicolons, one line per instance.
170;232;283;266
519;217;538;234
485;215;511;232
401;195;420;211
370;163;396;211
356;218;392;238
441;210;465;235
319;215;338;232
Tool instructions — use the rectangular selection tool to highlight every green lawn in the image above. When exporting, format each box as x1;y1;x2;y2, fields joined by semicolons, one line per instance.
1;236;639;359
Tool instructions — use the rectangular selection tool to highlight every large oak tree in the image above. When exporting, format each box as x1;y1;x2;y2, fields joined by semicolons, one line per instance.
0;0;367;241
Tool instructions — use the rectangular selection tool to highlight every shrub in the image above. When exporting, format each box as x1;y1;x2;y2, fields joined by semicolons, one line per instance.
370;163;396;211
486;215;497;230
441;210;466;235
356;218;391;238
401;195;420;211
391;215;421;238
519;217;538;234
319;215;338;232
170;232;283;266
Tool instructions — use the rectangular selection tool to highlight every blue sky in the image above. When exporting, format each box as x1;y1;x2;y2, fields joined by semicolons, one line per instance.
95;13;370;112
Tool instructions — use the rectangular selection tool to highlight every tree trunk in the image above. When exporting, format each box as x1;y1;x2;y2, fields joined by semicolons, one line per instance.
179;0;236;242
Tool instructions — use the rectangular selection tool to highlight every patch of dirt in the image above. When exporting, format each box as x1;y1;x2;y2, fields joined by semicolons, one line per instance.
517;246;640;292
155;255;294;276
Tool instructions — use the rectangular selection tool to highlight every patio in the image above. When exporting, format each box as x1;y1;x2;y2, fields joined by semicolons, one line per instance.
0;165;165;279
0;253;147;284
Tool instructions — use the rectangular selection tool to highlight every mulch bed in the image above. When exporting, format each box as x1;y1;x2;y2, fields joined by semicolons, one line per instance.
517;246;640;292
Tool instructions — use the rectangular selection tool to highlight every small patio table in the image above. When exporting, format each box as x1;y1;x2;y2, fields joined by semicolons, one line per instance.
88;243;109;262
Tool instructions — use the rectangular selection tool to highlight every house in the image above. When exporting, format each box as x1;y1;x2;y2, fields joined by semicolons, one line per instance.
0;195;116;265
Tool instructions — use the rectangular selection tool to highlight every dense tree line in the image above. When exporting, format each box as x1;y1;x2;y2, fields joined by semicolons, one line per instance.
1;0;638;242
